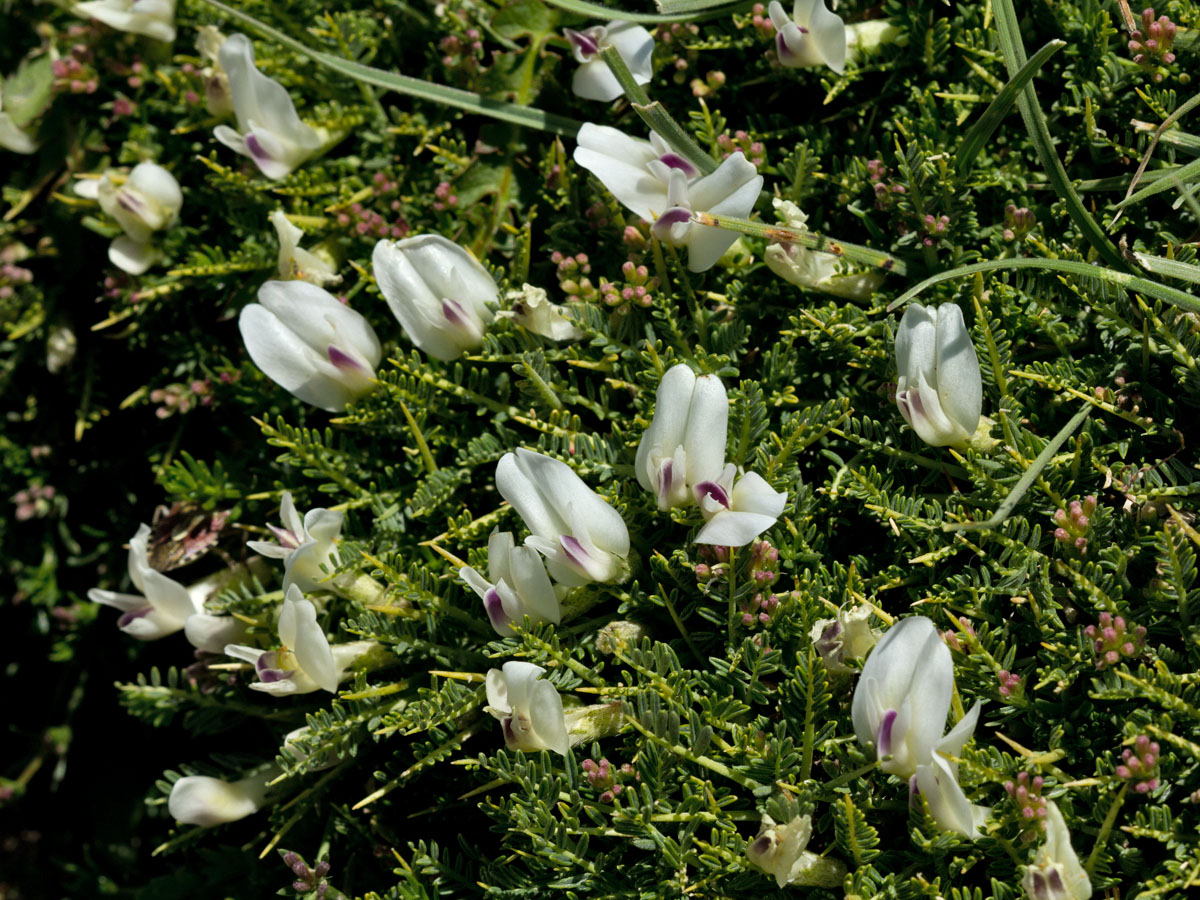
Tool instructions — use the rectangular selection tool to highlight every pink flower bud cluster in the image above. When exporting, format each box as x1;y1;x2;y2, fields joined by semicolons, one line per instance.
150;379;215;419
1004;771;1047;842
551;251;600;303
440;29;485;74
1002;204;1036;241
741;3;777;40
282;851;332;898
1084;611;1146;669
11;484;56;521
0;262;33;300
695;543;730;583
716;133;767;168
599;261;658;312
581;757;639;803
1054;495;1096;555
432;181;459;213
691;70;727;98
1116;735;1160;793
1129;8;1177;81
917;214;950;247
336;201;408;239
52;53;98;95
997;669;1023;699
867;159;906;211
941;616;975;653
655;23;701;84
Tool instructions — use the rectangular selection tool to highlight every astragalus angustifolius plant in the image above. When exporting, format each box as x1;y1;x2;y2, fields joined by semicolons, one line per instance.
7;0;1200;897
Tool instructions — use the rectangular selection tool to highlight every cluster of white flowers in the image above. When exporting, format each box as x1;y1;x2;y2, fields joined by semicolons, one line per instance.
65;2;1006;871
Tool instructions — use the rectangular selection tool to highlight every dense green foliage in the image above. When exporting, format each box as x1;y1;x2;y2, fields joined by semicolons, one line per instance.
4;0;1200;897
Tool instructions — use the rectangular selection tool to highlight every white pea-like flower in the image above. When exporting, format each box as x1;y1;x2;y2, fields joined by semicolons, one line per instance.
214;34;326;179
894;302;983;447
496;448;631;587
168;773;270;826
746;814;846;887
851;616;989;839
246;491;345;593
224;584;373;696
484;661;570;755
196;26;233;118
810;604;879;672
635;364;728;510
768;0;845;73
693;464;788;547
73;0;176;42
88;523;202;641
372;234;498;361
1021;802;1092;900
75;162;183;275
271;210;340;286
765;200;883;300
500;284;582;341
238;280;382;413
460;531;563;636
564;21;654;101
573;124;763;272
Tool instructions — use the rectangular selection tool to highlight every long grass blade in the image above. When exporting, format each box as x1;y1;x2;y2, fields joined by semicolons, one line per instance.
886;257;1200;315
991;0;1127;270
955;40;1065;178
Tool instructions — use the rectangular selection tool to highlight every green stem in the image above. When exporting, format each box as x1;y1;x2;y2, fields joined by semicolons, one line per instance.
1085;783;1128;876
692;211;905;275
598;46;716;175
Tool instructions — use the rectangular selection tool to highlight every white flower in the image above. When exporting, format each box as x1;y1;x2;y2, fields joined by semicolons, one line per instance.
74;162;183;275
573;124;763;272
185;613;250;653
225;584;373;695
460;531;563;636
768;0;845;73
746;814;812;888
168;773;269;826
564;21;654;102
634;364;728;510
271;210;340;286
73;0;176;42
197;26;233;118
238;280;382;413
851;616;989;839
372;234;498;361
495;448;630;587
1022;802;1093;900
500;284;582;341
811;604;878;672
214;34;326;179
246;491;345;593
693;464;787;547
765;198;883;300
88;523;202;640
485;661;570;755
895;302;983;447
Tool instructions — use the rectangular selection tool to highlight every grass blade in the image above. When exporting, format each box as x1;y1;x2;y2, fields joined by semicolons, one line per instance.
886;257;1200;316
991;0;1127;270
543;0;746;21
955;40;1064;178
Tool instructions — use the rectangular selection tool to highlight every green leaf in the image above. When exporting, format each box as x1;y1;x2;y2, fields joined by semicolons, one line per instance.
492;0;561;39
955;39;1065;178
4;56;55;128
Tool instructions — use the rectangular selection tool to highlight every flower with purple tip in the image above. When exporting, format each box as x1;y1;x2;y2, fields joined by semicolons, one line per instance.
213;34;328;179
238;280;382;412
565;21;654;101
372;234;498;361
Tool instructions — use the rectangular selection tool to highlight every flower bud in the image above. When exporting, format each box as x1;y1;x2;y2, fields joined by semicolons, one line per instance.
894;302;983;447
